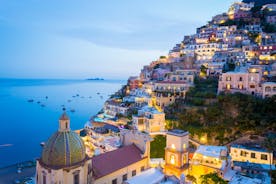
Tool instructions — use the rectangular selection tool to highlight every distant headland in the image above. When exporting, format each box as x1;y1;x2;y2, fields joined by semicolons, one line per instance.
86;78;104;81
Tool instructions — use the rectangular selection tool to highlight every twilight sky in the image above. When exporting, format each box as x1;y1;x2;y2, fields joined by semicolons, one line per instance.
0;0;234;79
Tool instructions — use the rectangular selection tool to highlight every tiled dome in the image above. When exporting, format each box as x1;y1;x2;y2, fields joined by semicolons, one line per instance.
42;131;86;167
41;113;86;168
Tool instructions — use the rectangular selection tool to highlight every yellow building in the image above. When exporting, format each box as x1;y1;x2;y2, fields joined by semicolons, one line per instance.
164;129;189;177
230;144;274;166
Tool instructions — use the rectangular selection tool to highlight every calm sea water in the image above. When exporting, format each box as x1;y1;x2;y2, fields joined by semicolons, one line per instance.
0;79;124;167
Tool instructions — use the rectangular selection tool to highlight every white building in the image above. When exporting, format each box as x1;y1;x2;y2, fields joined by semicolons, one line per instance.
132;106;165;133
192;145;228;174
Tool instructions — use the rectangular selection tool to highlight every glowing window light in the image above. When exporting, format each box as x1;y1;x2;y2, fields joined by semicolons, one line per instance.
171;144;176;149
170;155;176;165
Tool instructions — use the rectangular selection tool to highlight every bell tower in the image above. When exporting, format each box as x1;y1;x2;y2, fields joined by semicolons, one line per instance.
164;129;189;177
59;112;70;132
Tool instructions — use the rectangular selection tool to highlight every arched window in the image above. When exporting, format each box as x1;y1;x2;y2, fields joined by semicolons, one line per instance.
73;171;80;184
265;86;271;92
170;154;176;165
42;171;47;184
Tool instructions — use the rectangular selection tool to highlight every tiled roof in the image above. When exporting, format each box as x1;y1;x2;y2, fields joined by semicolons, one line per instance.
92;144;144;179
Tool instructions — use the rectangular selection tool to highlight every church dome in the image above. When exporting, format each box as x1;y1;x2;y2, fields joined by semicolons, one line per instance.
41;113;86;168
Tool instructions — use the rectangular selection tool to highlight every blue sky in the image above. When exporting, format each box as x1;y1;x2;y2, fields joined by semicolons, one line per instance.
0;0;234;79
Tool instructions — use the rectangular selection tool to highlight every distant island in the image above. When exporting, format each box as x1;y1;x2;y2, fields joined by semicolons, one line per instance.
87;78;104;81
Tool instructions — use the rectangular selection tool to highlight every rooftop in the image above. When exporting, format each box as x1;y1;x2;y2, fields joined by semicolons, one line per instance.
125;168;164;184
92;144;145;179
231;144;270;153
195;145;227;158
167;129;189;137
233;161;275;171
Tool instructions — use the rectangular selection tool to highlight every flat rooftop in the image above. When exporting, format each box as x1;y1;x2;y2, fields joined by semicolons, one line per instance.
194;145;227;158
167;129;189;137
231;144;270;153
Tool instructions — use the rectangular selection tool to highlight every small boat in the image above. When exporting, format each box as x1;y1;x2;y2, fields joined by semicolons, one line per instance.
89;96;92;98
72;96;76;98
0;144;13;147
67;100;71;102
70;109;75;113
28;99;34;103
76;94;80;97
45;96;48;99
41;104;45;107
40;142;45;147
37;101;41;104
97;92;100;95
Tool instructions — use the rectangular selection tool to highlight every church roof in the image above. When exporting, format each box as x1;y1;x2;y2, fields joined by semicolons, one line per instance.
41;131;86;168
92;144;144;179
59;112;69;120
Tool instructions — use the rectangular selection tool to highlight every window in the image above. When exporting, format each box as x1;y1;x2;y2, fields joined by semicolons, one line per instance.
170;154;176;165
261;154;268;160
74;173;79;184
43;175;46;184
122;174;127;181
141;166;145;172
239;77;243;81
251;153;256;159
226;76;231;81
226;84;231;90
265;86;271;92
112;179;117;184
132;170;136;177
240;151;248;157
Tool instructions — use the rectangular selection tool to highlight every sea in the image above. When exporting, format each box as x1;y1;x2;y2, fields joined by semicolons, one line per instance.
0;79;124;168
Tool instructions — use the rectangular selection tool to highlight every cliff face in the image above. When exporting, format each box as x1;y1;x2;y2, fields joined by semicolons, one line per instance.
243;0;276;6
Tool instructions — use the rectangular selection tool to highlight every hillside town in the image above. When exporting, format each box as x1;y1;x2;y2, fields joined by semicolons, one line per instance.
26;1;276;184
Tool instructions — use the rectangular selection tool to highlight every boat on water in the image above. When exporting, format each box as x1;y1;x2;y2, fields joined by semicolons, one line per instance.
37;101;40;104
97;92;100;95
67;99;71;102
41;104;45;107
0;144;13;147
27;99;34;103
70;109;75;113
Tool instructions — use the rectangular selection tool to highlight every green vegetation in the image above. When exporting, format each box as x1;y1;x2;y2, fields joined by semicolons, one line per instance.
183;77;218;106
271;170;276;184
200;173;227;184
150;135;166;158
165;78;276;145
187;174;197;184
262;23;276;33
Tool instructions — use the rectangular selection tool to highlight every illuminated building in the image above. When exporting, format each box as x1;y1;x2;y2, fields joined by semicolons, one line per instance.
164;129;189;177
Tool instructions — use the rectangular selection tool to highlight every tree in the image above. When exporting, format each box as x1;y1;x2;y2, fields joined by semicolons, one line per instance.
200;173;227;184
186;174;197;184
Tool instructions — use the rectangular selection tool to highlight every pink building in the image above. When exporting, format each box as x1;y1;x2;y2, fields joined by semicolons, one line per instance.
262;82;276;98
218;67;263;96
233;10;251;20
